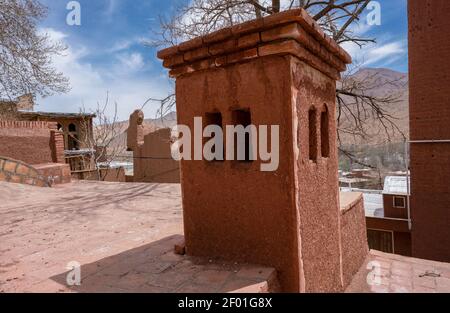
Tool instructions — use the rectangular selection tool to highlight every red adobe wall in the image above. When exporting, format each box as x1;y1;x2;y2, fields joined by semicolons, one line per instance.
366;217;412;257
393;231;412;257
127;110;180;183
0;121;64;165
176;55;302;292
383;194;408;219
291;56;343;292
134;128;180;183
34;163;71;185
340;193;369;289
409;0;450;262
50;130;65;164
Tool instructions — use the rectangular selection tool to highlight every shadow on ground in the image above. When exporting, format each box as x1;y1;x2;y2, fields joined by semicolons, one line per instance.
51;235;273;293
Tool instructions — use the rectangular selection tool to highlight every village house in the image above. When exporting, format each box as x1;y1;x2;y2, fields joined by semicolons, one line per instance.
353;176;412;257
18;111;97;178
0;118;70;186
0;94;97;178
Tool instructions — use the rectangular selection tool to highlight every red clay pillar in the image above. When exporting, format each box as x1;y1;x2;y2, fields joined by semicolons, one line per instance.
158;9;351;292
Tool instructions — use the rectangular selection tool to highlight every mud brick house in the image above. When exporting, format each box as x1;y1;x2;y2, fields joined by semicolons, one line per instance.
18;111;97;177
364;176;412;257
18;111;95;152
127;110;180;183
158;8;369;292
382;176;410;220
408;0;450;262
0;120;70;186
0;95;96;178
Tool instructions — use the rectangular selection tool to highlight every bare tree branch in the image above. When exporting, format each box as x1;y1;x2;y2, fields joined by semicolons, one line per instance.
77;93;123;181
0;0;70;100
149;0;406;171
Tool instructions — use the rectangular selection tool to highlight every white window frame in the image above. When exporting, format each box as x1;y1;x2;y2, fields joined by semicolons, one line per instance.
393;196;406;209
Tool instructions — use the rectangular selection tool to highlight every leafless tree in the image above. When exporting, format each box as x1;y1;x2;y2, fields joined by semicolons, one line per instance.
140;94;177;120
337;62;406;145
154;0;374;46
78;93;124;181
150;0;407;169
0;0;70;101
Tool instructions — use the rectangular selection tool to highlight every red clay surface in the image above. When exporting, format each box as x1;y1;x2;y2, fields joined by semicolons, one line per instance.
1;181;449;293
346;250;450;293
0;181;277;293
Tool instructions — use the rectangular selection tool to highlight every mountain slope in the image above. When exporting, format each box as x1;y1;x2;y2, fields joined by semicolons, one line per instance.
338;68;409;145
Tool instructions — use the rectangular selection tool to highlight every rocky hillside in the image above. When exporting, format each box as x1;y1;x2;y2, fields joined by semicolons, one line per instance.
338;68;409;145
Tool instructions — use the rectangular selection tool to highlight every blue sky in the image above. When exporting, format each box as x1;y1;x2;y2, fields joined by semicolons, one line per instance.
36;0;408;120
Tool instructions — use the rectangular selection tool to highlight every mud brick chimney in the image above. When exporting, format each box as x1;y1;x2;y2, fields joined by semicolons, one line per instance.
158;9;352;292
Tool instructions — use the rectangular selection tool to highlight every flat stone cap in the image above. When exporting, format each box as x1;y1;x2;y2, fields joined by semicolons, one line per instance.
157;8;352;80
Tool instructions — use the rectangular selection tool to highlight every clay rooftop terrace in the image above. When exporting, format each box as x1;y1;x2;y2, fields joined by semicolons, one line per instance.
1;181;450;293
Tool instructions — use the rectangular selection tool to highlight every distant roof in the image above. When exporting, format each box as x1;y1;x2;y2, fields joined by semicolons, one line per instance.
339;177;371;184
0;99;15;104
363;193;385;217
341;188;384;217
99;161;133;169
64;149;95;156
18;111;96;119
383;176;410;195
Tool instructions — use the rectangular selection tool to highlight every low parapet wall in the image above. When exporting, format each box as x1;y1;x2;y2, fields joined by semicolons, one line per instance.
0;120;64;165
0;157;50;187
34;163;71;185
340;192;369;289
0;157;71;187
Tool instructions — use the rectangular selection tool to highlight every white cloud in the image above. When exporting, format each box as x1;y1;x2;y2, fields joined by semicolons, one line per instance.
116;52;145;71
108;39;135;53
105;0;119;19
106;36;150;54
342;40;406;69
40;27;68;42
365;42;406;65
36;28;172;121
